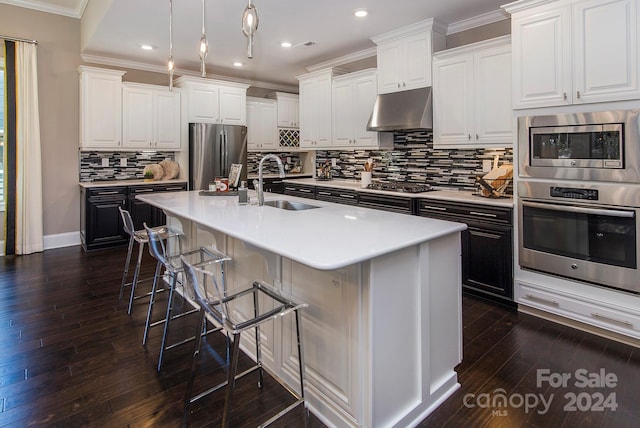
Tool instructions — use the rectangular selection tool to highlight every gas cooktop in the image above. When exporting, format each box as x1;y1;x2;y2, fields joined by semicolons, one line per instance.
366;182;433;193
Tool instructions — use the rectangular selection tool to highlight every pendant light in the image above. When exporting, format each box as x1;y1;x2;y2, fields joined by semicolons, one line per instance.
199;0;208;76
242;0;259;59
168;0;174;90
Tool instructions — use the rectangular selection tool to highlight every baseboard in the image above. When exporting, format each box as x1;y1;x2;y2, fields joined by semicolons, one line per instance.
43;231;81;250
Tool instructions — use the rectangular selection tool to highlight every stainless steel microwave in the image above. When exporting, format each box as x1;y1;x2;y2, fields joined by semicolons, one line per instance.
518;110;640;183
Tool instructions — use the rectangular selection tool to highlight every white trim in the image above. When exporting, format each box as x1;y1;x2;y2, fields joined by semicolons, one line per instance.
0;0;88;19
81;54;299;93
0;241;3;256
306;47;377;73
446;9;510;35
43;231;81;250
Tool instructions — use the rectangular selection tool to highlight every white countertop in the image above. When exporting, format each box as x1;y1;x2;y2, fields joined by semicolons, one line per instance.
136;190;466;271
284;178;514;207
79;179;188;188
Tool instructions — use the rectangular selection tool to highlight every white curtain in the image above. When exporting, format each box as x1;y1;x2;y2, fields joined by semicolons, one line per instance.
15;42;43;254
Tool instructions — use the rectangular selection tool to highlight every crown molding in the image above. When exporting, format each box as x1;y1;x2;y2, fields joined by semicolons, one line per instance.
446;9;510;35
80;54;299;92
306;47;377;73
0;0;88;18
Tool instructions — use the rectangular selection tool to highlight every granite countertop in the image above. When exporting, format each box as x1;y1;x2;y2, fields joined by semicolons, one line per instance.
283;178;515;208
136;190;466;271
79;179;188;188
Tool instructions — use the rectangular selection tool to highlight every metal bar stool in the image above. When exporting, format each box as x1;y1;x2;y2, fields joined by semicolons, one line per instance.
181;257;309;428
118;207;179;315
144;224;231;372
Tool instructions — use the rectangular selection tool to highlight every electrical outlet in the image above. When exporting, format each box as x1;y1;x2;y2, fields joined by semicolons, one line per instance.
331;158;337;167
482;159;492;172
120;158;127;167
101;158;109;167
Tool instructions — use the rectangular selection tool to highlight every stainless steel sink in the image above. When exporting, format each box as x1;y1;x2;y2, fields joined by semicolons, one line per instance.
263;200;320;211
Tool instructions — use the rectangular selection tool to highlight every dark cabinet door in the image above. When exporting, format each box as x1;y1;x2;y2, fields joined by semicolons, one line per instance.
462;222;513;303
129;196;156;230
85;196;127;250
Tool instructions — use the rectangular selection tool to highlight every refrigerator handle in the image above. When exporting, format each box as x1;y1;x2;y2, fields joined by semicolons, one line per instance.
223;131;228;176
219;131;224;178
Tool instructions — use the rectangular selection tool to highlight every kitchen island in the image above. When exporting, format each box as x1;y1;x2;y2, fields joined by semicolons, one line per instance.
137;190;467;428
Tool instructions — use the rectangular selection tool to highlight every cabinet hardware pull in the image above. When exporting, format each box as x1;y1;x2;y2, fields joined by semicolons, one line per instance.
467;134;471;140
135;189;154;193
300;188;313;193
403;82;406;88
165;187;185;191
591;312;633;327
397;83;401;88
469;211;497;218
422;205;447;211
563;92;567;100
524;294;559;306
97;191;120;195
318;191;331;196
476;134;479;140
339;194;355;199
577;91;581;99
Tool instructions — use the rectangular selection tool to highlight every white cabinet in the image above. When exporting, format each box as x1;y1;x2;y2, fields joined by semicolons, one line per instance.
268;92;299;128
371;18;446;94
433;36;513;148
332;69;393;149
78;66;125;149
298;69;341;148
175;76;249;125
505;0;640;108
246;97;278;151
122;83;182;150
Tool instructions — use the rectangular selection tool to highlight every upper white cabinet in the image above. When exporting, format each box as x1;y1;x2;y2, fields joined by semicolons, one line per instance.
433;36;513;148
78;66;125;149
268;92;299;128
332;69;393;149
298;69;342;148
371;18;446;94
246;97;278;151
504;0;640;108
122;83;182;150
175;76;249;125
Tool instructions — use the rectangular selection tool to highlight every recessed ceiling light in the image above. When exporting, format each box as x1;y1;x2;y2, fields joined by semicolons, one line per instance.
354;9;368;18
233;62;244;67
140;44;154;50
281;41;292;48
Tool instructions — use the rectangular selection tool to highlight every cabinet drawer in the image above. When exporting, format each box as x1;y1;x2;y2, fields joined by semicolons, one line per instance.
518;281;640;339
418;199;512;224
284;185;316;199
358;193;415;214
315;188;358;205
87;187;127;199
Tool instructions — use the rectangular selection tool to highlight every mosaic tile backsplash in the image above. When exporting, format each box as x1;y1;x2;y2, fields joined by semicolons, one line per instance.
247;152;303;175
316;130;514;193
80;151;177;182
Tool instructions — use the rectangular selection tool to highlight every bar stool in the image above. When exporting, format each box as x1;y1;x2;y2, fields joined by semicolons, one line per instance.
144;224;231;372
118;207;179;314
181;257;309;428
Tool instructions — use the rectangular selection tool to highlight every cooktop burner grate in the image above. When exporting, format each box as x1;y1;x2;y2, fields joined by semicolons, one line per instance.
366;182;433;193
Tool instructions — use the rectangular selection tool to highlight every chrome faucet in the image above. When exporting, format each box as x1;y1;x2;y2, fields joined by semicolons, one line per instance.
254;154;285;206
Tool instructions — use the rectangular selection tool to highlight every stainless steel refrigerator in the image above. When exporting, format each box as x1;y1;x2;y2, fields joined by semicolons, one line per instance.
188;123;248;190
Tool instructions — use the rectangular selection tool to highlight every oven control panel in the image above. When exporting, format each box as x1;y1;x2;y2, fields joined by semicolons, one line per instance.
550;187;599;200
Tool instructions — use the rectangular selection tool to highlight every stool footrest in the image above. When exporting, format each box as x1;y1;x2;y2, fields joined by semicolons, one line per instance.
189;363;261;404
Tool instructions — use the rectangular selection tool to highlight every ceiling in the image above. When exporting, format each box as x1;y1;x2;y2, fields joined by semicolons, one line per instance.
3;0;510;90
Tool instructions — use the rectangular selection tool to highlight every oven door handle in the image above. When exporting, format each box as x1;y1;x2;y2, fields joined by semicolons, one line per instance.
522;201;635;218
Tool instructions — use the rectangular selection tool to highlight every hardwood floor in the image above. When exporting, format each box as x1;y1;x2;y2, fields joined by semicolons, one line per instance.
0;245;639;427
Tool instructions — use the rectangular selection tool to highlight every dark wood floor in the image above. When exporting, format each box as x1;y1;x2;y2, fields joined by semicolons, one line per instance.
0;246;639;427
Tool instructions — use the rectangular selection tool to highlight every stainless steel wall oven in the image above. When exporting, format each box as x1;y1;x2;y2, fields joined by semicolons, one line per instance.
518;181;639;293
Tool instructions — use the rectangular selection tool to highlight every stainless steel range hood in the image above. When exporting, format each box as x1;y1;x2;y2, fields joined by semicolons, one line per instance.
366;87;433;132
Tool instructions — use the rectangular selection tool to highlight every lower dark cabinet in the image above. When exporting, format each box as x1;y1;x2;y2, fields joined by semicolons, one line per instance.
81;182;186;251
81;187;128;251
417;199;514;306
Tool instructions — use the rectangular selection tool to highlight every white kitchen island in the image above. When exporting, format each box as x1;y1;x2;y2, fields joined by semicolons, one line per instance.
137;190;467;428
